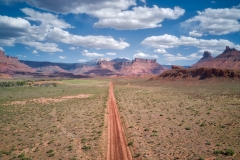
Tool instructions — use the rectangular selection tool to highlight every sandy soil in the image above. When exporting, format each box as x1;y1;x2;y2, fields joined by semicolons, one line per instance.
107;82;132;160
5;94;92;105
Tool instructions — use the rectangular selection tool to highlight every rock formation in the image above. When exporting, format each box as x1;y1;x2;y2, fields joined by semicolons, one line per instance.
150;67;240;81
122;58;167;75
192;46;240;68
19;56;167;76
0;50;35;74
73;58;167;76
172;65;184;69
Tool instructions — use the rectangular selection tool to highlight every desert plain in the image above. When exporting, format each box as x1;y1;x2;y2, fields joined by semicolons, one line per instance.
0;78;240;160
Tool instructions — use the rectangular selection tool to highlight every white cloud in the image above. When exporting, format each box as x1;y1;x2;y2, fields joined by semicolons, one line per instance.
21;8;73;28
142;34;240;54
163;53;202;62
22;41;63;52
59;56;66;59
94;6;185;30
0;39;15;46
189;30;203;37
106;52;116;55
182;6;240;36
32;50;38;54
0;8;129;52
15;0;184;30
78;59;87;62
69;47;76;50
47;27;129;50
0;47;4;51
154;48;166;54
133;52;158;59
233;4;240;9
17;0;136;14
0;15;31;38
82;50;104;57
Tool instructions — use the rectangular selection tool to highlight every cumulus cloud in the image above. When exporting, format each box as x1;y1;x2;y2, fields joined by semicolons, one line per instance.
82;50;104;57
133;52;158;59
141;34;240;53
0;39;16;46
32;50;38;54
106;52;116;55
154;48;166;54
15;0;136;14
0;8;129;52
22;41;63;52
0;47;4;51
182;6;240;36
233;4;240;9
47;27;129;50
163;53;202;62
189;30;203;37
0;15;31;38
59;56;66;59
69;47;76;50
10;0;184;30
94;6;185;30
21;8;73;28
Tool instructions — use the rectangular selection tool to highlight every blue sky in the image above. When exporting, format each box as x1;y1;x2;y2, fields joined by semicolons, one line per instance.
0;0;239;65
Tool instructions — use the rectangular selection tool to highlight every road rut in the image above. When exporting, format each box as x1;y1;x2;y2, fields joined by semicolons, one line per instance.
107;82;132;160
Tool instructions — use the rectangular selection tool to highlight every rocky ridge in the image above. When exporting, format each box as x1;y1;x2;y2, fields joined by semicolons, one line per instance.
192;46;240;68
150;67;240;81
0;50;35;74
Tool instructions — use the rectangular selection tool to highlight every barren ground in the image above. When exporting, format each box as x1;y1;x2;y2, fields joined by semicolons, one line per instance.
1;78;240;160
113;78;240;160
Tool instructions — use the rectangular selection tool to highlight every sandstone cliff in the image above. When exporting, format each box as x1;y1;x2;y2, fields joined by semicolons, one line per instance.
0;50;35;74
150;67;240;81
192;47;240;68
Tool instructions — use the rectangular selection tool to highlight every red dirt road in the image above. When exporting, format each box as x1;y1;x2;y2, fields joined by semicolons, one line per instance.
107;82;132;160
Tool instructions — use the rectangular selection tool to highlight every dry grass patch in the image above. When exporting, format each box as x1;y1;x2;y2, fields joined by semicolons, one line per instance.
5;94;92;105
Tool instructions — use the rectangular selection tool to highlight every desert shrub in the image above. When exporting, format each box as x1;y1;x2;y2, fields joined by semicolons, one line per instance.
18;152;25;158
128;142;133;146
213;150;224;155
134;153;140;158
185;127;191;130
225;149;234;156
0;81;27;87
214;149;234;156
46;149;54;154
82;145;91;151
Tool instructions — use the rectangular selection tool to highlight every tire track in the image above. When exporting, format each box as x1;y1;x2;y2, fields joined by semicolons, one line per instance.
107;82;132;160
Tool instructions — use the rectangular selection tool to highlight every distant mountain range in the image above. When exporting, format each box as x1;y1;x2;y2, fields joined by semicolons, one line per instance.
1;46;239;78
192;46;240;68
0;54;167;76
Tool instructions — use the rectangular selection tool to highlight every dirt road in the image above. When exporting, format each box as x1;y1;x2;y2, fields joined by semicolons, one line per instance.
107;82;132;160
